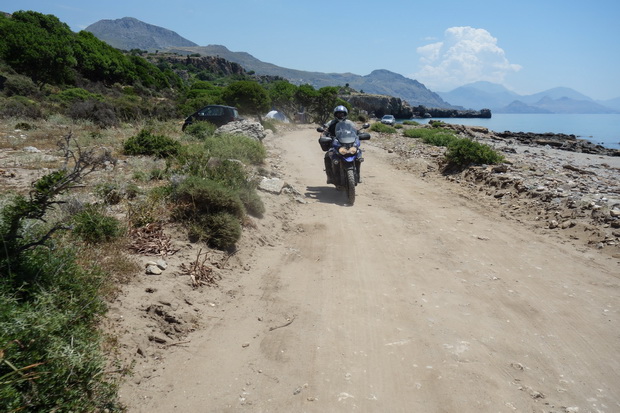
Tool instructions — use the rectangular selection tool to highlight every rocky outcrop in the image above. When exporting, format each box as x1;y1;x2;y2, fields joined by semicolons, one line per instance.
156;55;246;78
345;93;491;120
423;108;492;118
345;94;413;119
215;120;267;141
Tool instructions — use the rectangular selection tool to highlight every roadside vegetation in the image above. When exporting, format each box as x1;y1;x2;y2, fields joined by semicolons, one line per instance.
370;122;397;134
403;123;504;169
0;138;125;411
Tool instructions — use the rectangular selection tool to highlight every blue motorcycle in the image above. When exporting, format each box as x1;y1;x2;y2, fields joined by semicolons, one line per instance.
317;121;371;205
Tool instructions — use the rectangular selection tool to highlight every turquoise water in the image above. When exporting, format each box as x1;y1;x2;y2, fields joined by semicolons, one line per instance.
414;114;620;149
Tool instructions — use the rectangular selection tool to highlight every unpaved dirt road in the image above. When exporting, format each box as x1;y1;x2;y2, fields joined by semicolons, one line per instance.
120;126;619;412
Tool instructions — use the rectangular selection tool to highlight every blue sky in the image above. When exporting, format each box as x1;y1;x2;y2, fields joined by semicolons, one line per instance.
2;0;619;100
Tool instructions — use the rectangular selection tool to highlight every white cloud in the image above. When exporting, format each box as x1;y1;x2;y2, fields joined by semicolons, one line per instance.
411;26;521;91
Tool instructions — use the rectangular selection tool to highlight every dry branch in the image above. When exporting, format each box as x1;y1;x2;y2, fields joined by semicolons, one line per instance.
180;248;220;288
128;223;179;256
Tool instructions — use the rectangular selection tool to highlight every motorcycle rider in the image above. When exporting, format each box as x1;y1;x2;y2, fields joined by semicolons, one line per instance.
326;105;351;136
323;105;363;184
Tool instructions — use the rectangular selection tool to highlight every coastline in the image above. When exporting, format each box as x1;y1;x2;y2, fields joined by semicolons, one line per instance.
420;113;620;150
369;123;620;256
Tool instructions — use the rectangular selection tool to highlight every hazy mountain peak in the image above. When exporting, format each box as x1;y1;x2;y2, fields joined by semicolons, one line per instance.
85;17;197;51
459;81;515;94
528;87;592;102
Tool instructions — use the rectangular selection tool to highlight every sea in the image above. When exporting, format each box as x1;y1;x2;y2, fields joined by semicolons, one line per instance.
409;114;620;150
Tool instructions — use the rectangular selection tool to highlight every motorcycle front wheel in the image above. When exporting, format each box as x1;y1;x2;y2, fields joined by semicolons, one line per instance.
346;168;356;205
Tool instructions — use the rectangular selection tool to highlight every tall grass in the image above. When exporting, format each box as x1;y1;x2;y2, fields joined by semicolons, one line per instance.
202;134;266;165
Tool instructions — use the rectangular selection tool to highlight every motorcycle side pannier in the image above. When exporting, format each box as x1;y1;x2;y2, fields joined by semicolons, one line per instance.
318;136;332;151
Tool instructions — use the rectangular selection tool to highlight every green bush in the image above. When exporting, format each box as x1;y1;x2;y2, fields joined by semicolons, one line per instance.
403;128;458;146
370;122;397;134
184;121;217;139
238;189;265;218
429;120;447;128
188;211;241;250
53;87;103;104
445;138;505;167
206;160;264;218
110;95;144;122
2;74;39;97
0;247;120;412
0;96;43;119
173;176;245;219
72;204;124;243
123;129;181;158
172;176;245;250
14;121;34;130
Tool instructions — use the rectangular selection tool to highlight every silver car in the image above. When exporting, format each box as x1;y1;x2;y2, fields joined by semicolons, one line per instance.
381;115;396;126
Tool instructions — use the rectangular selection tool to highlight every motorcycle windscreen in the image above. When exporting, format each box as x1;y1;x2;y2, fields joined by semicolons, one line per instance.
335;122;358;144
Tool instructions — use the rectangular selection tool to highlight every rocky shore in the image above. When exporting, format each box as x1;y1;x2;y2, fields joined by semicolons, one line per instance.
369;123;620;257
494;130;620;157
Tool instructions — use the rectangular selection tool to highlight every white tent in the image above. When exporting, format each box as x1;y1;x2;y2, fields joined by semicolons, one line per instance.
265;110;289;123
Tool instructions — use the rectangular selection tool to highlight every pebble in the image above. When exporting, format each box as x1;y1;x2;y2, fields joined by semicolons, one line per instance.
145;265;162;275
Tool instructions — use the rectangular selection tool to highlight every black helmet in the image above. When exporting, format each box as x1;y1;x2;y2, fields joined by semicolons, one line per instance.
334;105;348;120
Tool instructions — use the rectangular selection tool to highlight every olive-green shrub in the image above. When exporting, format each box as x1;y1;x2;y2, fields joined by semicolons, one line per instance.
72;204;124;243
123;129;181;158
172;176;245;250
370;122;397;134
445;138;505;167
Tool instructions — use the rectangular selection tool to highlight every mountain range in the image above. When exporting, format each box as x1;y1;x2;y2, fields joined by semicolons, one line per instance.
85;18;620;114
438;81;620;114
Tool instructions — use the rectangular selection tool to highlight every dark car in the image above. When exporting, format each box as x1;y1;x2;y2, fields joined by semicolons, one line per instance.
182;105;242;130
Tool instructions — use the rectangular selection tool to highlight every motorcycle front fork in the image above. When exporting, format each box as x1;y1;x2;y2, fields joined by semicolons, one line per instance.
325;154;363;184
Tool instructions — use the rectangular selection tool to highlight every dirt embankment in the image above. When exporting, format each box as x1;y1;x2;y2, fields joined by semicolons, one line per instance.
108;124;619;413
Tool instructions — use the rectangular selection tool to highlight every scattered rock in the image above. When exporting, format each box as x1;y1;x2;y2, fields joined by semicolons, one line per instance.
259;177;286;194
215;120;266;141
145;264;162;275
148;333;168;344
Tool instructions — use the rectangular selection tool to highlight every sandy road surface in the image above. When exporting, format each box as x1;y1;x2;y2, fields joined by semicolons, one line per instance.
120;126;619;412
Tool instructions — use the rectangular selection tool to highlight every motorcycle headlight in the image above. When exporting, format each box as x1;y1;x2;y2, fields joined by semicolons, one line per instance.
338;146;358;155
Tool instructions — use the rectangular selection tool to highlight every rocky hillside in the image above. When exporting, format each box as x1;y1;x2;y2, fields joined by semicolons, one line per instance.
87;18;456;109
85;17;198;51
172;46;453;108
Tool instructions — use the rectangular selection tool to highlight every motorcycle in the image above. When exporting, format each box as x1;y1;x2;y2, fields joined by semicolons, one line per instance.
317;121;371;205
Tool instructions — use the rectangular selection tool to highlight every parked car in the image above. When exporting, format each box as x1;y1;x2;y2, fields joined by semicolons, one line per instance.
380;115;396;126
182;105;242;131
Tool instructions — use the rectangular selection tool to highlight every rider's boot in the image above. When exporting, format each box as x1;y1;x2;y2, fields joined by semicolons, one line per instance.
325;156;333;184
